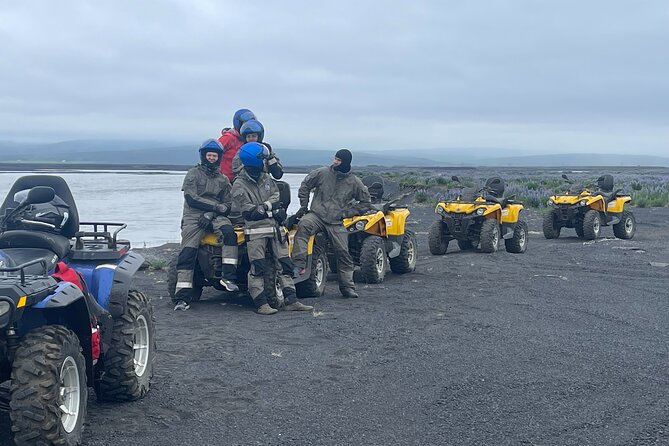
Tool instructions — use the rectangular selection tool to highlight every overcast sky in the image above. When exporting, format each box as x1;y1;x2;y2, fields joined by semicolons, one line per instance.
0;1;667;155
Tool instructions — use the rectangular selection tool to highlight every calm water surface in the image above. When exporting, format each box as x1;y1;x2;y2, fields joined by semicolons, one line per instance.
0;171;306;247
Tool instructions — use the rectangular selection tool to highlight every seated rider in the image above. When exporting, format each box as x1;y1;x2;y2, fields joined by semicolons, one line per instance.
219;108;257;182
232;119;284;181
173;140;239;312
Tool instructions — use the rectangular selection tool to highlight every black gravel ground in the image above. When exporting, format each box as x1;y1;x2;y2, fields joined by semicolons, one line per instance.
2;207;668;446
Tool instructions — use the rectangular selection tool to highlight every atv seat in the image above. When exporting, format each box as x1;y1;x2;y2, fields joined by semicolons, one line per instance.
485;195;509;208
0;230;71;259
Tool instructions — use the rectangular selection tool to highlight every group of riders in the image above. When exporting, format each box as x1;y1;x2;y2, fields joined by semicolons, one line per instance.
173;109;372;315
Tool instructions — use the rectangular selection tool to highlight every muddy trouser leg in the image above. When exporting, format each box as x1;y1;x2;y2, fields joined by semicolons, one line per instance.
326;223;355;293
247;237;270;307
212;216;238;281
291;212;325;270
174;221;206;304
271;229;298;305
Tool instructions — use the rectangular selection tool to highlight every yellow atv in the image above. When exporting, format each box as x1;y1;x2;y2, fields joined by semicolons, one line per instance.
544;174;635;240
336;176;417;283
429;176;528;254
167;181;327;305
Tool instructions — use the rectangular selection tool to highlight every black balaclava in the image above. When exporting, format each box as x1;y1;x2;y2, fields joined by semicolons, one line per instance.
334;149;352;173
200;151;222;173
245;165;263;181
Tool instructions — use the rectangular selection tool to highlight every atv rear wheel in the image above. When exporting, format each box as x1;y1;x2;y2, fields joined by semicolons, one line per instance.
582;209;601;240
428;221;449;255
389;230;417;274
10;325;87;446
575;217;585;238
96;290;155;402
167;255;204;302
613;210;636;239
542;210;561;239
295;244;328;298
505;221;528;253
480;219;500;253
457;239;475;250
360;235;387;283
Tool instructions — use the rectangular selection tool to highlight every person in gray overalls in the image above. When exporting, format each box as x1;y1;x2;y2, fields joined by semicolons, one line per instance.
231;142;313;315
173;139;239;311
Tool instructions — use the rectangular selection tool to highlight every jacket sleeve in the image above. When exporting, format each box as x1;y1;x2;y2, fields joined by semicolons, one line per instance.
298;168;323;208
182;169;216;212
264;143;284;180
232;181;263;220
232;152;243;179
353;178;372;213
217;176;232;209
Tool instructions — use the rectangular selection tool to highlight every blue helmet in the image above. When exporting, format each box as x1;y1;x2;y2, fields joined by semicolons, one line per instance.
198;139;224;170
239;142;270;169
233;109;256;132
240;119;264;143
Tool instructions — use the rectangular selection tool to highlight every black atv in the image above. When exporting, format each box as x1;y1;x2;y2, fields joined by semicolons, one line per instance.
0;175;155;446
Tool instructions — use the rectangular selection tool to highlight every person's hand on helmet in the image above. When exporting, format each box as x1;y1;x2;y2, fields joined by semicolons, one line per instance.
214;204;230;216
198;212;215;229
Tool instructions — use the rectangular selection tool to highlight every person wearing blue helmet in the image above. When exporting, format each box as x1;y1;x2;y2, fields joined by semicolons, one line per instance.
173;139;239;311
232;119;284;180
218;109;256;181
231;142;313;315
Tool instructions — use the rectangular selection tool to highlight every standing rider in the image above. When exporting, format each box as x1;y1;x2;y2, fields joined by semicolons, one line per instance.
232;119;284;180
218;108;257;182
173;139;239;311
292;149;371;299
231;142;313;315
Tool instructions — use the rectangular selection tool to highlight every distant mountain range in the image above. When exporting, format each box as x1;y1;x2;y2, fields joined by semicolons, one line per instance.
1;139;668;167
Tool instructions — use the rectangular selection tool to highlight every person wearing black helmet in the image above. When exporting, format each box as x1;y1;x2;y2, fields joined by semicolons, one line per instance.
292;149;371;299
173;139;239;311
218;108;257;181
231;142;313;315
232;119;284;180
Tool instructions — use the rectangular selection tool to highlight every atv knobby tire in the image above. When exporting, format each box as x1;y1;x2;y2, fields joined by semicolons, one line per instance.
505;220;528;253
10;325;87;446
457;239;475;251
428;221;449;255
575;216;585;238
167;254;204;302
479;219;500;253
389;230;417;274
360;235;387;283
295;244;328;298
542;210;561;239
96;290;155;402
582;209;602;240
613;210;636;239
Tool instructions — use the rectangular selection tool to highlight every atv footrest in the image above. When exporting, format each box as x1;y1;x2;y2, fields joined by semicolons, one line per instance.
70;222;131;260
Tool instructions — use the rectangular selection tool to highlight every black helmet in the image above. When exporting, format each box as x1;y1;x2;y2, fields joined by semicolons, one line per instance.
240;119;265;143
485;177;505;198
233;109;256;132
198;139;224;171
596;174;614;192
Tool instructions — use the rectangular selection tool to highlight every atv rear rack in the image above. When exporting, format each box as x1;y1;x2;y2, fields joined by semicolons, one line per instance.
71;222;131;260
0;258;48;285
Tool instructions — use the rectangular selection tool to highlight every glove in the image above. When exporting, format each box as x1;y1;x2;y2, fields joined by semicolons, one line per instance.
264;201;284;211
197;212;215;229
295;206;308;219
247;205;266;221
273;208;287;224
214;203;229;216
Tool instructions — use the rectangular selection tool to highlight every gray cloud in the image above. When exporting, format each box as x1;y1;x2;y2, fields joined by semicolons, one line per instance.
0;0;667;154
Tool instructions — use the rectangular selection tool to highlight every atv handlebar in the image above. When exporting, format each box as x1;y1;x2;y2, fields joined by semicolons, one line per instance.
0;258;48;285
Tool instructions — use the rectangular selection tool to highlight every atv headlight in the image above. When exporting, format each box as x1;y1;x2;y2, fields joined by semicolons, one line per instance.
0;301;11;317
475;207;485;216
579;199;587;206
547;199;554;206
435;205;446;216
355;220;367;230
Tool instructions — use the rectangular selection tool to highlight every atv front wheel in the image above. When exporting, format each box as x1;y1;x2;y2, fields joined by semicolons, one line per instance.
360;235;387;283
10;325;87;446
480;219;500;253
389;230;417;274
613;210;636;239
96;290;155;402
428;221;449;255
295;244;328;298
582;209;601;240
457;239;475;250
505;221;528;253
542;210;561;239
167;255;204;302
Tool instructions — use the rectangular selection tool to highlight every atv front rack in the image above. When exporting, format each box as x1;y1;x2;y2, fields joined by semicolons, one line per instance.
0;258;48;285
71;222;131;260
